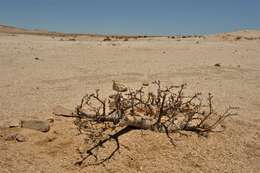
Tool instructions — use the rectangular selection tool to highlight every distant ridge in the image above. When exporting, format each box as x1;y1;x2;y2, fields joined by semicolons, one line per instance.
1;24;260;39
0;24;75;36
0;24;27;32
0;24;151;37
0;24;113;37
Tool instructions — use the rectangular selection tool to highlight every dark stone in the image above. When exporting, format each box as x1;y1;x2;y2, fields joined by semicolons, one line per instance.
21;120;50;132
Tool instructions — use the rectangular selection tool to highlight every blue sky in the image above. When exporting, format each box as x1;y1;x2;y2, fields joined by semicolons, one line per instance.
0;0;259;35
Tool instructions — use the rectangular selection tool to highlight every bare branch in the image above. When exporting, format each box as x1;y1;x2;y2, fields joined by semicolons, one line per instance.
53;81;238;167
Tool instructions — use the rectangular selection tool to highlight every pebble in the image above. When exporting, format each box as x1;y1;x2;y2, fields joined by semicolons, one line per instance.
21;120;50;132
4;133;26;142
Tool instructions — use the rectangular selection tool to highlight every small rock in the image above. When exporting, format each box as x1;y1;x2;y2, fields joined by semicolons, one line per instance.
8;120;21;128
4;133;26;142
34;57;40;60
214;63;221;67
21;120;50;132
77;145;87;154
4;134;16;141
15;134;27;142
47;118;54;124
112;80;128;92
142;82;149;86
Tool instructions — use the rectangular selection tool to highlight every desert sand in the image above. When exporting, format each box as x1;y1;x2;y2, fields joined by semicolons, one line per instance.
0;26;260;172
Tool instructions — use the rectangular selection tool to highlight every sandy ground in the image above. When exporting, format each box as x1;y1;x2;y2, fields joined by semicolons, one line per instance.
0;30;260;173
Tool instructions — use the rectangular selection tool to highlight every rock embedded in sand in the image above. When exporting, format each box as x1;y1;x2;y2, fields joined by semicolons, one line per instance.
112;80;128;92
8;119;21;128
142;82;149;86
21;120;50;132
4;133;27;142
15;134;27;142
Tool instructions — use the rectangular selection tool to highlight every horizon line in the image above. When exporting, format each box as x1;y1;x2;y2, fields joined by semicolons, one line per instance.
1;23;260;37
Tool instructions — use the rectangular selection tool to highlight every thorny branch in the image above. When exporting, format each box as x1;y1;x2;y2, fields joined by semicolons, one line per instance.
53;81;238;167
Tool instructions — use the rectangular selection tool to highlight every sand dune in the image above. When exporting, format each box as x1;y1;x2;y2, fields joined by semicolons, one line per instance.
0;26;260;173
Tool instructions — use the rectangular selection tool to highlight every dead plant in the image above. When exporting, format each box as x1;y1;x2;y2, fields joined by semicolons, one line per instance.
53;81;238;167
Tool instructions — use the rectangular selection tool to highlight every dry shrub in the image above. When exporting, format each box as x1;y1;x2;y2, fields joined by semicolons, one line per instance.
54;81;238;167
103;36;112;41
235;36;242;41
68;38;76;41
244;37;260;41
